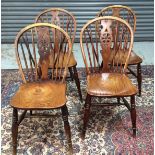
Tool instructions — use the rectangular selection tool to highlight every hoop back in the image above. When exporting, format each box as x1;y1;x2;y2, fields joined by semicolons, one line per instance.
15;23;72;83
98;5;136;32
80;16;134;74
35;8;77;46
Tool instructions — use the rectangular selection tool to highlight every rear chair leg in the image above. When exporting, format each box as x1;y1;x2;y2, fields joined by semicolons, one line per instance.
61;105;73;154
82;94;91;139
117;97;120;104
12;108;18;155
68;67;74;81
30;110;32;115
137;63;142;96
72;66;83;102
37;66;42;79
130;95;136;137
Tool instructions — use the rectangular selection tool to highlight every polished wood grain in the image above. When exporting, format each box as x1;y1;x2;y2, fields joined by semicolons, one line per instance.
87;73;137;96
11;23;73;155
80;16;137;139
11;81;67;109
98;5;142;96
35;8;82;101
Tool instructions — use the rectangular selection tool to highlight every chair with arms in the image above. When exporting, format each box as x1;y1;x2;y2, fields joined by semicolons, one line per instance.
35;8;82;101
10;23;73;155
80;16;138;139
98;5;142;96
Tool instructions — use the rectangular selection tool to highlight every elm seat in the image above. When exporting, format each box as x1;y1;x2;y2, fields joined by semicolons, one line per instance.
109;50;142;65
39;52;77;68
87;73;138;97
128;51;142;65
49;52;77;68
11;81;67;109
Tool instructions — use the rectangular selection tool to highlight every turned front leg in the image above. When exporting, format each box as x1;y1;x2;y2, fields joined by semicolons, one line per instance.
82;94;91;139
137;63;142;96
12;108;18;155
130;95;136;137
61;105;73;154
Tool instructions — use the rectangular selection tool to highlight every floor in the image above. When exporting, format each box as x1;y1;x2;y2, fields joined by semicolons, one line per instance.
1;67;154;154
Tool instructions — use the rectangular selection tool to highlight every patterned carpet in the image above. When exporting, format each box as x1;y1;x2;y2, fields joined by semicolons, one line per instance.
1;68;154;155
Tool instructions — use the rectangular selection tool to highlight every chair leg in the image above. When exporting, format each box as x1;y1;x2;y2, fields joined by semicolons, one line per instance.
72;66;83;102
61;105;73;154
100;61;103;68
117;97;120;104
137;63;142;96
12;108;18;155
82;94;91;139
37;66;42;79
130;95;136;137
68;67;74;81
30;110;32;115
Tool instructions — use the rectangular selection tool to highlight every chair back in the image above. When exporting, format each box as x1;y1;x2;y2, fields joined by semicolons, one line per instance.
98;5;136;32
15;23;72;83
35;8;76;48
80;16;134;74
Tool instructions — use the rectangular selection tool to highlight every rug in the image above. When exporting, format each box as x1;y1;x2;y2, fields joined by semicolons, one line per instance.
1;78;154;155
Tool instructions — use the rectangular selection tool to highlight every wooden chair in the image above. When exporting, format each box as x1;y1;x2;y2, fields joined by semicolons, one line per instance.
98;5;143;96
35;8;82;101
10;23;73;155
80;16;138;139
